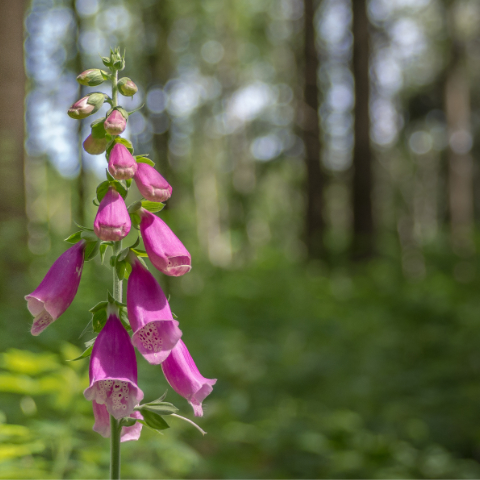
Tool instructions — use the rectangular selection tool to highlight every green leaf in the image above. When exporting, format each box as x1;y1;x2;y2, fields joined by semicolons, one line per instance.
114;136;134;153
130;211;141;229
64;231;82;244
135;156;155;167
137;256;148;269
127;104;145;116
131;248;148;257
113;181;128;199
130;237;140;249
90;117;105;128
128;201;142;213
124;261;132;280
118;306;131;331
141;201;165;213
126;178;132;188
117;107;128;119
141;410;170;431
100;243;109;264
136;402;178;416
89;301;108;313
66;345;93;362
74;222;94;232
91;120;106;140
81;230;98;242
106;169;115;182
96;181;110;203
116;259;126;281
156;390;168;402
92;309;108;333
117;247;129;262
84;241;100;262
119;417;137;427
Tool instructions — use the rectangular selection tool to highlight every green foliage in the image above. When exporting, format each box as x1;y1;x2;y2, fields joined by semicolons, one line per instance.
8;245;480;478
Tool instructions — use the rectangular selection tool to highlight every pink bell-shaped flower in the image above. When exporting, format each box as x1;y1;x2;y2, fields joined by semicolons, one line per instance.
94;186;131;241
140;209;191;276
104;110;127;135
127;254;182;365
108;143;137;180
162;340;216;417
133;162;172;203
84;312;144;419
25;241;86;336
92;401;143;442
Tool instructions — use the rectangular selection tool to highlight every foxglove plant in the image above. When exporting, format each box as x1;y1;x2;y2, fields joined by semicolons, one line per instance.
24;48;215;479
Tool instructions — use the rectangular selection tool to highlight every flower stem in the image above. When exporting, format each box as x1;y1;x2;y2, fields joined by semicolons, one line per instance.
113;240;123;302
110;67;122;480
110;415;121;479
112;70;118;108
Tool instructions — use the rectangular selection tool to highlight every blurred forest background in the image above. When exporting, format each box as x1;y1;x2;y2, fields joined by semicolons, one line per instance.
1;0;480;478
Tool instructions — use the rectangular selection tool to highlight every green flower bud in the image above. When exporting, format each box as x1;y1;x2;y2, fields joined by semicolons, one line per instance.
111;48;125;71
76;69;108;87
118;77;138;97
87;93;106;114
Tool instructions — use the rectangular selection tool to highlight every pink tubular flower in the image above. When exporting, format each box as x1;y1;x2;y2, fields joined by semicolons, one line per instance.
92;401;143;442
83;134;107;155
94;186;131;241
108;143;138;180
104;110;127;135
84;313;144;419
25;241;85;336
140;209;191;276
133;162;172;203
162;340;216;417
127;255;182;365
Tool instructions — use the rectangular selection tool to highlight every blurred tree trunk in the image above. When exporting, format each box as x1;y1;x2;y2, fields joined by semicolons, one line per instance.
0;0;27;299
72;0;85;226
351;0;374;259
303;0;325;259
0;0;26;224
142;2;172;194
444;3;474;256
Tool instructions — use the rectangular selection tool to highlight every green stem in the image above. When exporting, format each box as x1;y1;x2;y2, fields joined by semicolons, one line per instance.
110;415;121;479
112;70;118;108
110;66;122;480
113;240;122;302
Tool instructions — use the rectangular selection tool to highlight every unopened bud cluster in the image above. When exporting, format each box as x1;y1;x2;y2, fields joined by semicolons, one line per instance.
25;48;215;443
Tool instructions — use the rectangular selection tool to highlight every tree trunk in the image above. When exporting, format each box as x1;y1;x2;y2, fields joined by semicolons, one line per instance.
444;14;474;256
0;0;26;224
303;0;325;259
142;2;173;192
0;0;27;301
72;0;85;226
351;0;374;259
